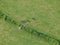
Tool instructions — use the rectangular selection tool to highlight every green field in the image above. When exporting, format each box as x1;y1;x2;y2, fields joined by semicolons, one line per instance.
0;0;60;45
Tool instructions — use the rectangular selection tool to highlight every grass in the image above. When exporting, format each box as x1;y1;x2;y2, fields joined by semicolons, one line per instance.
0;0;60;45
0;18;51;45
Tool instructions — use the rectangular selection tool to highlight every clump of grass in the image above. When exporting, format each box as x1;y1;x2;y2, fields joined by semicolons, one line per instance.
4;15;8;20
32;18;36;21
18;19;31;30
19;24;25;29
0;11;17;25
57;40;60;45
20;19;31;24
21;25;59;44
4;15;11;22
0;11;4;18
4;15;17;25
11;20;17;25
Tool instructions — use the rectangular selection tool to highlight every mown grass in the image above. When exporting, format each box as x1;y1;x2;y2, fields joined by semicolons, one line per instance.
0;0;60;45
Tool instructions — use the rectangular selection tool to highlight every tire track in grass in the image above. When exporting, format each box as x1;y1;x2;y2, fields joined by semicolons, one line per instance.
0;11;60;45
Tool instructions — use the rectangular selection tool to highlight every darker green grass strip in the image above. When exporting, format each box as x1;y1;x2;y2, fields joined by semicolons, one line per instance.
0;11;60;45
0;11;17;25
